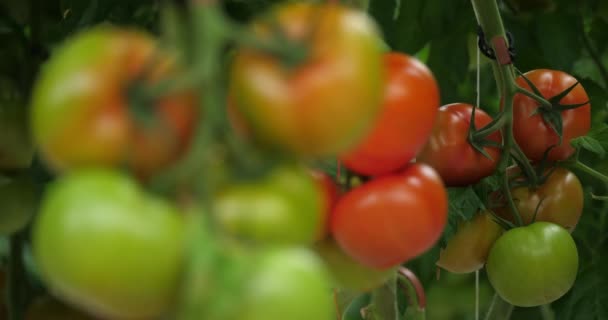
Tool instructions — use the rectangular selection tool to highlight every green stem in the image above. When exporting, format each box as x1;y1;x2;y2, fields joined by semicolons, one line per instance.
7;232;28;320
484;294;514;320
473;113;507;140
564;160;608;184
540;304;555;320
510;143;538;186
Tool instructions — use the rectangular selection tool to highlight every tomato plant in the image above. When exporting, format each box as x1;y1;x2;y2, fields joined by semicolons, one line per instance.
436;211;503;274
513;69;591;162
417;103;502;187
340;52;440;176
331;163;447;269
237;248;335;320
30;26;197;179
32;169;186;319
314;239;394;292
496;167;584;232
486;222;578;307
0;172;36;235
229;2;385;156
215;165;323;245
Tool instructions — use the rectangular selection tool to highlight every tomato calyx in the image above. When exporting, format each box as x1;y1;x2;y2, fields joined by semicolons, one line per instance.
516;71;590;144
467;107;503;161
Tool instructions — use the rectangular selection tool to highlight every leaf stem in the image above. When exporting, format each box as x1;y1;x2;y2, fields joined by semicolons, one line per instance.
484;293;514;320
397;267;426;320
563;160;608;184
7;232;28;320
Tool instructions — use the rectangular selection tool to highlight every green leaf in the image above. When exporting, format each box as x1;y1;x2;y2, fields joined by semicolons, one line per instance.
439;187;484;247
536;13;583;72
571;135;605;156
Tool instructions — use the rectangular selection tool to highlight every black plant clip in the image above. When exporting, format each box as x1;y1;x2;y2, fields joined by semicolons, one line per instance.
477;26;516;63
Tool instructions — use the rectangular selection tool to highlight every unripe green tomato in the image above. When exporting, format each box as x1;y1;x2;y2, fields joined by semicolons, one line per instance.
237;248;335;320
0;172;36;235
486;222;578;307
315;239;394;292
32;168;186;319
215;165;323;245
436;211;503;274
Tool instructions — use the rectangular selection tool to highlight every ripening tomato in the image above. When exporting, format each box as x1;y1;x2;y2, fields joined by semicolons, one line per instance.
513;69;590;161
486;222;578;307
436;211;503;274
230;2;385;156
310;170;340;240
314;239;394;292
30;26;197;179
417;103;502;187
32;169;185;319
340;52;440;176
331;164;447;269
215;165;323;245
496;167;583;232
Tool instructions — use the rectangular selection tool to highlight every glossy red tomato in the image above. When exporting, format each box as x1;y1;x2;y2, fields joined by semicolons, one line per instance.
417;103;502;186
513;69;590;161
331;164;447;269
310;170;340;240
30;26;197;179
340;52;440;176
230;2;385;156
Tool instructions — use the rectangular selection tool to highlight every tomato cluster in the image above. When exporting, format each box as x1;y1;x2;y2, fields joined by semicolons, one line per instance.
0;0;596;318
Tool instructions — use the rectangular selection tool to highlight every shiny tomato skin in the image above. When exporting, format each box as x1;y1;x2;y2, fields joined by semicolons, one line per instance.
30;26;197;179
486;222;578;307
436;211;503;274
513;69;590;161
331;164;447;269
417;103;502;187
497;167;583;232
230;2;385;156
340;52;440;176
32;169;186;319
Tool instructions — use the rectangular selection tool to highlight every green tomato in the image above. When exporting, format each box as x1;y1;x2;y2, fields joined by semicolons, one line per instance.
0;172;36;235
32;168;186;319
315;239;394;292
237;248;335;320
215;165;323;245
486;222;578;307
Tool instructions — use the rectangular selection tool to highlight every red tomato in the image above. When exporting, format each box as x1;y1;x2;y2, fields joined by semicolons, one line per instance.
331;164;447;269
513;69;590;161
30;27;197;179
417;103;502;187
340;52;440;176
230;2;385;156
310;170;340;240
